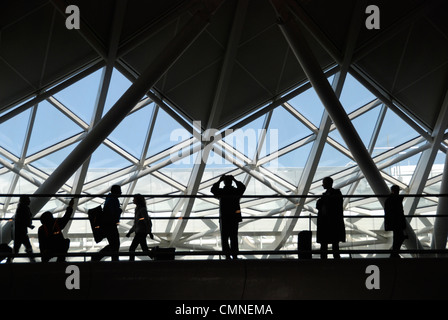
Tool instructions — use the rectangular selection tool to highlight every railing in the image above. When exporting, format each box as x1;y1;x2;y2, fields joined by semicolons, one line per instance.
1;193;448;262
3;248;448;262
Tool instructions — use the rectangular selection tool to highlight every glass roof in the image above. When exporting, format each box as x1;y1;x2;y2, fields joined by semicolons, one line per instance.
0;67;445;261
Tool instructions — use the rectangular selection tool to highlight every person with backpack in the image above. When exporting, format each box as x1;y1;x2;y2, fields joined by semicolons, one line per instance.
92;185;123;261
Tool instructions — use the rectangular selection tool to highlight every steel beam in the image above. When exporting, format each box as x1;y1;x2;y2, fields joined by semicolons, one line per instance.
272;0;390;197
349;64;433;137
169;0;249;247
428;88;448;250
404;92;448;219
271;0;424;251
342;104;387;209
63;0;128;235
270;0;363;250
431;151;448;250
0;61;104;123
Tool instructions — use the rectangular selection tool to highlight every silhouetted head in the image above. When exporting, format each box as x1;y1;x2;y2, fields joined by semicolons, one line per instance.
110;185;122;196
133;194;146;207
322;177;333;190
223;175;233;187
40;211;54;226
19;195;30;206
390;185;400;195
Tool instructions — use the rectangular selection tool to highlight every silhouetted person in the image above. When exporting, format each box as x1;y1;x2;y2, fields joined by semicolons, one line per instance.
93;185;122;261
13;196;35;262
384;185;407;258
211;175;246;260
126;194;154;261
316;177;345;259
38;198;74;262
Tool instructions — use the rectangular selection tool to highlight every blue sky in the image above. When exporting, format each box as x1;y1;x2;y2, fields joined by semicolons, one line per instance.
0;67;428;173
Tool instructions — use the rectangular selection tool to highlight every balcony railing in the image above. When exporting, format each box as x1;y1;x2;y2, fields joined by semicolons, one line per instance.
0;193;447;262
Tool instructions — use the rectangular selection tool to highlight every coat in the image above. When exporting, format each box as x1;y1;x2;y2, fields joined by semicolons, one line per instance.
129;206;152;236
38;206;73;254
384;194;406;231
14;203;33;234
211;180;246;223
102;193;122;225
316;188;346;244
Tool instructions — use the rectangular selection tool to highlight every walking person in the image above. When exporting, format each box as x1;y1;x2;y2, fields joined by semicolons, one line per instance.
316;177;346;259
126;194;154;261
211;175;246;260
384;185;407;258
13;195;35;262
93;185;123;261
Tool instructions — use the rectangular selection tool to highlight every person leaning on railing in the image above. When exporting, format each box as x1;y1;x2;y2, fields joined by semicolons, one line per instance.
38;198;74;262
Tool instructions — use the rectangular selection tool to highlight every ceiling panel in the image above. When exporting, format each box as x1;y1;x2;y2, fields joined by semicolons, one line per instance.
1;0;447;133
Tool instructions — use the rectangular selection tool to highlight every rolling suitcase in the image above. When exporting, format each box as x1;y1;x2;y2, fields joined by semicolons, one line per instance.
153;246;176;260
297;230;312;259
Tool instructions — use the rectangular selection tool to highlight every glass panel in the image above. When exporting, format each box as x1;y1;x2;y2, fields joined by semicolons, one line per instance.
264;142;313;186
287;86;325;127
27;100;82;156
429;151;446;176
29;141;79;175
329;104;381;149
314;143;355;182
340;74;377;114
380;151;422;186
223;114;266;159
103;68;132;114
268;106;313;151
0;171;15;195
54;68;103;123
424;180;441;195
147;107;192;157
13;175;39;196
374;108;420;154
85;144;134;184
135;170;184;195
0;108;30;156
190;198;217;215
108;103;155;158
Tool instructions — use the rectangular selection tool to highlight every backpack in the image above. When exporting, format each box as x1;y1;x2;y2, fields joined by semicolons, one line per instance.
88;205;105;243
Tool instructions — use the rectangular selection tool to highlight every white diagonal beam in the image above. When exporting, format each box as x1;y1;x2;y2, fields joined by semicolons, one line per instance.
169;0;249;247
270;0;365;250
